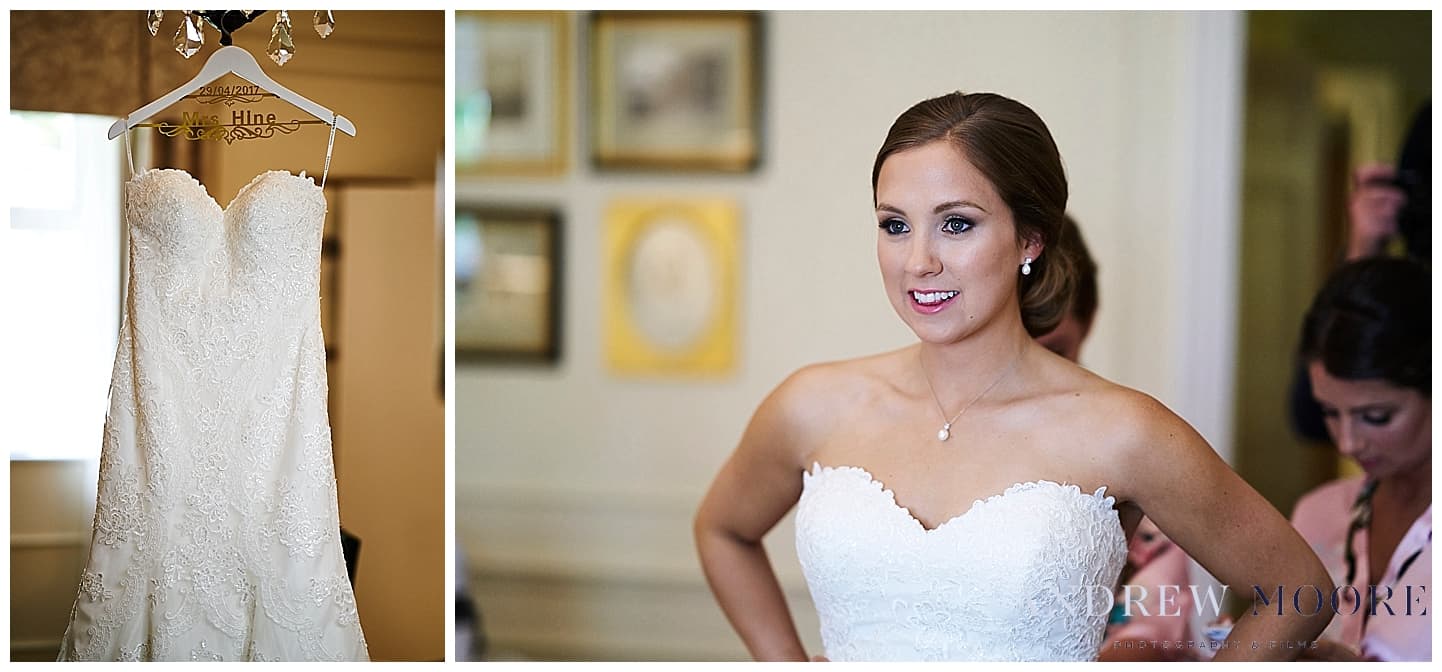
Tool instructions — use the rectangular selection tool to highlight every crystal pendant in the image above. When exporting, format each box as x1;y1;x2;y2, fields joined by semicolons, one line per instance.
268;11;296;66
146;10;163;37
938;423;951;441
313;10;335;39
174;12;203;59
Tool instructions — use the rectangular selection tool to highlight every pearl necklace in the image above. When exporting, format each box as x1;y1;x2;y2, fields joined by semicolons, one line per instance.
920;348;1022;441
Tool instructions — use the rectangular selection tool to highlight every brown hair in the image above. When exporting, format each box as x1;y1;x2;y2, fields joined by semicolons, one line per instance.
872;91;1074;336
1058;214;1098;326
1299;257;1429;397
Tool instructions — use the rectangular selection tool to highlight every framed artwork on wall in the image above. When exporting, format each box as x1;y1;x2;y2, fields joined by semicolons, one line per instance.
590;11;761;172
457;11;569;176
604;198;739;376
456;206;563;362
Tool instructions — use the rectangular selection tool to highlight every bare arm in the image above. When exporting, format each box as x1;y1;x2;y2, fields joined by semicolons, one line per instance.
1118;395;1334;662
693;369;822;661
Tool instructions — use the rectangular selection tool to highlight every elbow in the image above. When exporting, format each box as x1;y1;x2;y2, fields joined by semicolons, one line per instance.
692;505;729;551
692;505;711;546
693;507;760;552
1310;553;1335;608
1315;570;1336;602
693;496;724;540
692;510;747;582
1300;564;1337;639
693;509;717;573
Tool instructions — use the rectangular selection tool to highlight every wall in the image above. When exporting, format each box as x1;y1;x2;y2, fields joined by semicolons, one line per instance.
8;460;98;660
335;185;445;661
457;11;1244;660
212;11;445;203
9;10;193;116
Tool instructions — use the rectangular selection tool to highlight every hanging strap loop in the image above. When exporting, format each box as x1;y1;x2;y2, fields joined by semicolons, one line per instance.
122;116;136;177
321;112;337;188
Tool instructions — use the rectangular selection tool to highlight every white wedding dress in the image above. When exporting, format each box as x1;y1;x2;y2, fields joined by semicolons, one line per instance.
795;463;1127;661
58;138;367;661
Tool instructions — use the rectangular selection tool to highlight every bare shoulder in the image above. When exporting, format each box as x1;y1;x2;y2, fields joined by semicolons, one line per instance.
775;350;901;402
1040;373;1218;496
759;350;903;454
696;351;904;543
1064;377;1199;450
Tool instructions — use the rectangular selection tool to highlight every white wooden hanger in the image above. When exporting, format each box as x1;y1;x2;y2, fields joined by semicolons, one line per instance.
107;44;356;139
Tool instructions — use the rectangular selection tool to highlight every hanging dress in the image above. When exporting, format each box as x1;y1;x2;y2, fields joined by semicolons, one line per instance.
58;119;368;661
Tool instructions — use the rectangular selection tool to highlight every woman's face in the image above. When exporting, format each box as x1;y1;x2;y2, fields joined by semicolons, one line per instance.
1307;360;1431;479
874;141;1038;344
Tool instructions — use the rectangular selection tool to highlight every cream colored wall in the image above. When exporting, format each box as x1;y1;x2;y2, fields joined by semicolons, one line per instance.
335;185;445;661
457;11;1244;660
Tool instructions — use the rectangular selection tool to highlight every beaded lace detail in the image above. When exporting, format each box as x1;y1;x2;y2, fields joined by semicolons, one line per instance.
795;463;1126;661
58;169;367;661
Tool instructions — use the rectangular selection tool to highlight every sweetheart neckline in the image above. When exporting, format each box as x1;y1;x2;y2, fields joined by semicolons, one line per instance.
804;462;1116;534
128;167;323;214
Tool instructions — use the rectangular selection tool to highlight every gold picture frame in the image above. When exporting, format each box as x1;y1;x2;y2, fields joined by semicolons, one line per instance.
604;199;739;376
457;11;570;176
590;11;761;172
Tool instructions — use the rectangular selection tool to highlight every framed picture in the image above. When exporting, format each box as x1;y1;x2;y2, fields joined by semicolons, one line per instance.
590;11;762;172
604;199;739;376
456;206;562;362
457;11;569;176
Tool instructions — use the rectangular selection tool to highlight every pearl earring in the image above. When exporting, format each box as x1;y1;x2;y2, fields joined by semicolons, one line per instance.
1021;257;1033;276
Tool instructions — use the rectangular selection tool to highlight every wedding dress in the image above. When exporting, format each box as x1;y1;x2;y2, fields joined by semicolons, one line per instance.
795;463;1127;661
58;125;367;661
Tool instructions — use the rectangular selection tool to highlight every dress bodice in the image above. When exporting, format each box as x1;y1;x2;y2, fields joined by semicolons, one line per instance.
795;463;1127;661
122;169;327;374
125;169;325;308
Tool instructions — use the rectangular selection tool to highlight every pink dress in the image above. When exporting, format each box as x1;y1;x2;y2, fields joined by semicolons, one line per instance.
1103;517;1193;659
1291;476;1432;661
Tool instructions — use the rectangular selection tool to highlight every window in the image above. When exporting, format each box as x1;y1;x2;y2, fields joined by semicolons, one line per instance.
4;111;124;460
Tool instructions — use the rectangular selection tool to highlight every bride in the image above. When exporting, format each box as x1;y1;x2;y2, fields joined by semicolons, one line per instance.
693;91;1334;661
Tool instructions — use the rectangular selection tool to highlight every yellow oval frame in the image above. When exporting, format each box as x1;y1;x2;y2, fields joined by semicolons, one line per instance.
603;199;739;376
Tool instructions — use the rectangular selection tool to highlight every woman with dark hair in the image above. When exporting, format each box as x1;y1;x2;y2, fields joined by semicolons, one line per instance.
694;91;1334;661
1290;101;1430;443
1290;257;1431;662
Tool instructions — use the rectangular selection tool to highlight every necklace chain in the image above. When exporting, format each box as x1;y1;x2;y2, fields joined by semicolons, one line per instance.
920;347;1022;441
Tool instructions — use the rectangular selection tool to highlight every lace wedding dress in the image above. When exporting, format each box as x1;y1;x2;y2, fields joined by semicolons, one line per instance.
795;463;1127;661
58;132;367;660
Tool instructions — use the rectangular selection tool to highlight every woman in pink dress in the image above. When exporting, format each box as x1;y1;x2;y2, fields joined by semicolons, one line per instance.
1291;257;1430;662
